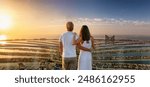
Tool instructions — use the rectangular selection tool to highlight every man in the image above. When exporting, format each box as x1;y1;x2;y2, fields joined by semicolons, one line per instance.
59;22;91;70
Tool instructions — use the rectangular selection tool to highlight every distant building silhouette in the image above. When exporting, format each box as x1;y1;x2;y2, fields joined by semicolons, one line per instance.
105;35;115;45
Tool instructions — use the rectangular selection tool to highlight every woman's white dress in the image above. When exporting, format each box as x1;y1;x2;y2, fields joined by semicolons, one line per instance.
78;40;92;70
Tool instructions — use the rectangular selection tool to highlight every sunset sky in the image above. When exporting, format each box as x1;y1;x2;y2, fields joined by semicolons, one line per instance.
0;0;150;39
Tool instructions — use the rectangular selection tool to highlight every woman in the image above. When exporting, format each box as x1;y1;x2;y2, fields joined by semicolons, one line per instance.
73;25;95;70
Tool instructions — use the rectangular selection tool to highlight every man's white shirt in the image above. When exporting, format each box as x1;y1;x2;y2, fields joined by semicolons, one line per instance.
59;31;78;58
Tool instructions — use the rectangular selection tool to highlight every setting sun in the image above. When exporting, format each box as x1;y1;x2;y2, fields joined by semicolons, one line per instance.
0;13;12;29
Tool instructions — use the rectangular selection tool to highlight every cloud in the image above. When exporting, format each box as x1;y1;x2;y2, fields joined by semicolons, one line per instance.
71;17;150;26
47;17;150;27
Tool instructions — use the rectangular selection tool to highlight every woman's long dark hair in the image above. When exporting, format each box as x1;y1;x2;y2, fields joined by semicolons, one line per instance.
80;25;91;43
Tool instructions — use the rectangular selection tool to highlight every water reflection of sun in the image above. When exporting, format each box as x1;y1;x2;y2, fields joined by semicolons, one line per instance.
0;35;7;45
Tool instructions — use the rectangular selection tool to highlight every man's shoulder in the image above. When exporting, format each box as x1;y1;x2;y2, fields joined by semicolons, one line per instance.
61;32;69;35
59;32;69;40
59;32;66;37
62;31;73;36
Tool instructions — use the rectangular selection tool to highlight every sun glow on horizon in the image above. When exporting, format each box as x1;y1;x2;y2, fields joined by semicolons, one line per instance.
0;13;12;29
0;35;7;45
0;35;7;40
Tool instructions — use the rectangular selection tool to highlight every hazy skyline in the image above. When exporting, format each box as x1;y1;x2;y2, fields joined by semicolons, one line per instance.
0;0;150;39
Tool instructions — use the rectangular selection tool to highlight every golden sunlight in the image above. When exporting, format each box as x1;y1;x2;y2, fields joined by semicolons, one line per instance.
0;35;7;40
0;13;12;29
0;35;7;45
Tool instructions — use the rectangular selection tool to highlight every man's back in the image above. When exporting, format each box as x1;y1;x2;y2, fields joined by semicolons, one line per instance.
59;31;78;58
59;21;78;70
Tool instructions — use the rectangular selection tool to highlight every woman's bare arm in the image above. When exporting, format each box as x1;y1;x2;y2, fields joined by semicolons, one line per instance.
72;33;91;52
77;37;91;52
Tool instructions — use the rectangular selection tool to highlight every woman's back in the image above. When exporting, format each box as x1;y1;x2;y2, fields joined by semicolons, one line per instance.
81;39;92;49
78;39;92;70
78;25;94;70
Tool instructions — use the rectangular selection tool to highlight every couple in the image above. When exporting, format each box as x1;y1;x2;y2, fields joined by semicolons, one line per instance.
59;22;95;70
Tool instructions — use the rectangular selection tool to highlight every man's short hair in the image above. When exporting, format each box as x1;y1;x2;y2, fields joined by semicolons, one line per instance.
66;22;74;31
